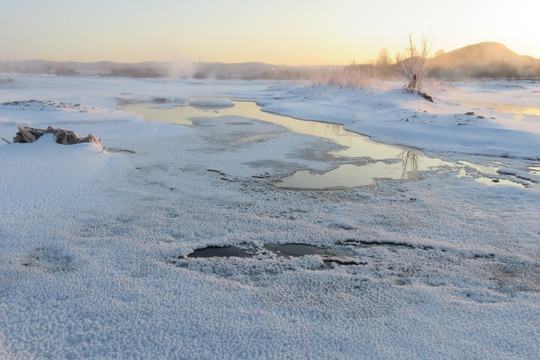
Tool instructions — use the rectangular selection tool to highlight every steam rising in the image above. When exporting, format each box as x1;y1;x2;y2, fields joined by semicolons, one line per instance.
167;54;195;79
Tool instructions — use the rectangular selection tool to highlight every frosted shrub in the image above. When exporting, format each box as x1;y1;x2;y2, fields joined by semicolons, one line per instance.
314;63;372;89
402;34;431;93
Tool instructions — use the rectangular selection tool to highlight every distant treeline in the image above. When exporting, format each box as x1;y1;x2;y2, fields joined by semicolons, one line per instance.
429;64;540;79
0;64;160;78
2;54;540;80
108;68;162;78
0;64;80;76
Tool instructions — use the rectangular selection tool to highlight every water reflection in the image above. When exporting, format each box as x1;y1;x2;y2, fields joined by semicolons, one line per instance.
124;98;528;189
274;162;419;189
463;102;540;121
400;151;419;179
124;103;194;126
125;100;400;159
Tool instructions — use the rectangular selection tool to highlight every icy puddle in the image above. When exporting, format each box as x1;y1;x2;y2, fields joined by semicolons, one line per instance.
125;99;529;189
264;243;355;258
123;99;234;126
463;102;540;122
184;244;363;267
277;153;425;189
187;246;255;258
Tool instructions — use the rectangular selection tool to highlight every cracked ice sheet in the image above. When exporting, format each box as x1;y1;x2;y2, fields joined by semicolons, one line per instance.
0;74;539;359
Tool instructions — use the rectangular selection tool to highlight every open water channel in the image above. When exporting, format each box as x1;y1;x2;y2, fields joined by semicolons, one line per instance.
124;99;530;189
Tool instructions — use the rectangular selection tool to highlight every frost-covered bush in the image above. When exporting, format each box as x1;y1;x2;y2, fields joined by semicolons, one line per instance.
314;62;373;89
402;34;431;92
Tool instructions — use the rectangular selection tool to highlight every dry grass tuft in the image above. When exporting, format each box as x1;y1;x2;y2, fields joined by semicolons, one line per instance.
313;63;374;89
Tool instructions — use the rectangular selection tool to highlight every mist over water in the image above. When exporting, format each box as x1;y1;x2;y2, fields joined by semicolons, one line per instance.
166;54;195;78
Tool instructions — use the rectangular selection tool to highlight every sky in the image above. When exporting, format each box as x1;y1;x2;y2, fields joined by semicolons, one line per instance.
1;0;539;65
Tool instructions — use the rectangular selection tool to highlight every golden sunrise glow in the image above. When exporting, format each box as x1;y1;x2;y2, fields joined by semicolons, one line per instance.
1;0;539;65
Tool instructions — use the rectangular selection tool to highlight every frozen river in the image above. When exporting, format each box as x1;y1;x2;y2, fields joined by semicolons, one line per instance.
0;75;538;359
125;99;531;189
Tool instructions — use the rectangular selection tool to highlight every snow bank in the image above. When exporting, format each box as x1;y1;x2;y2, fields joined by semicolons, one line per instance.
1;133;104;201
0;75;538;359
256;84;540;160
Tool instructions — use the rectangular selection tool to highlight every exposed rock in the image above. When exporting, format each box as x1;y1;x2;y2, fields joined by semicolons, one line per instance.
13;126;101;145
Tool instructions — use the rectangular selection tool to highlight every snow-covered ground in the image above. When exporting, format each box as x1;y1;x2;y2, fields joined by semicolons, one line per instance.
0;74;538;359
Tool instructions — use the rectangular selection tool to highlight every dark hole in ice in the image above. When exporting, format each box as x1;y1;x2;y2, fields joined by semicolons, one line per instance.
264;243;327;257
187;246;254;258
183;243;363;267
264;243;365;267
264;243;356;258
340;239;415;248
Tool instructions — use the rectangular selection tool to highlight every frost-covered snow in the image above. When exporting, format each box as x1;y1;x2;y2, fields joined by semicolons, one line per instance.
0;74;538;359
257;83;540;160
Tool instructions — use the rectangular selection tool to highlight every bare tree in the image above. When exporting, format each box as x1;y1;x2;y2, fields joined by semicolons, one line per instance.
395;51;404;65
402;33;432;93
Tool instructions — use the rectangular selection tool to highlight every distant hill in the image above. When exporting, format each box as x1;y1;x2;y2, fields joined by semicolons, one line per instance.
428;42;540;78
2;42;539;79
0;59;331;80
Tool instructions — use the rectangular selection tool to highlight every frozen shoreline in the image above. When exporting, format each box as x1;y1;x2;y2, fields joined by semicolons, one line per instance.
0;75;538;359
